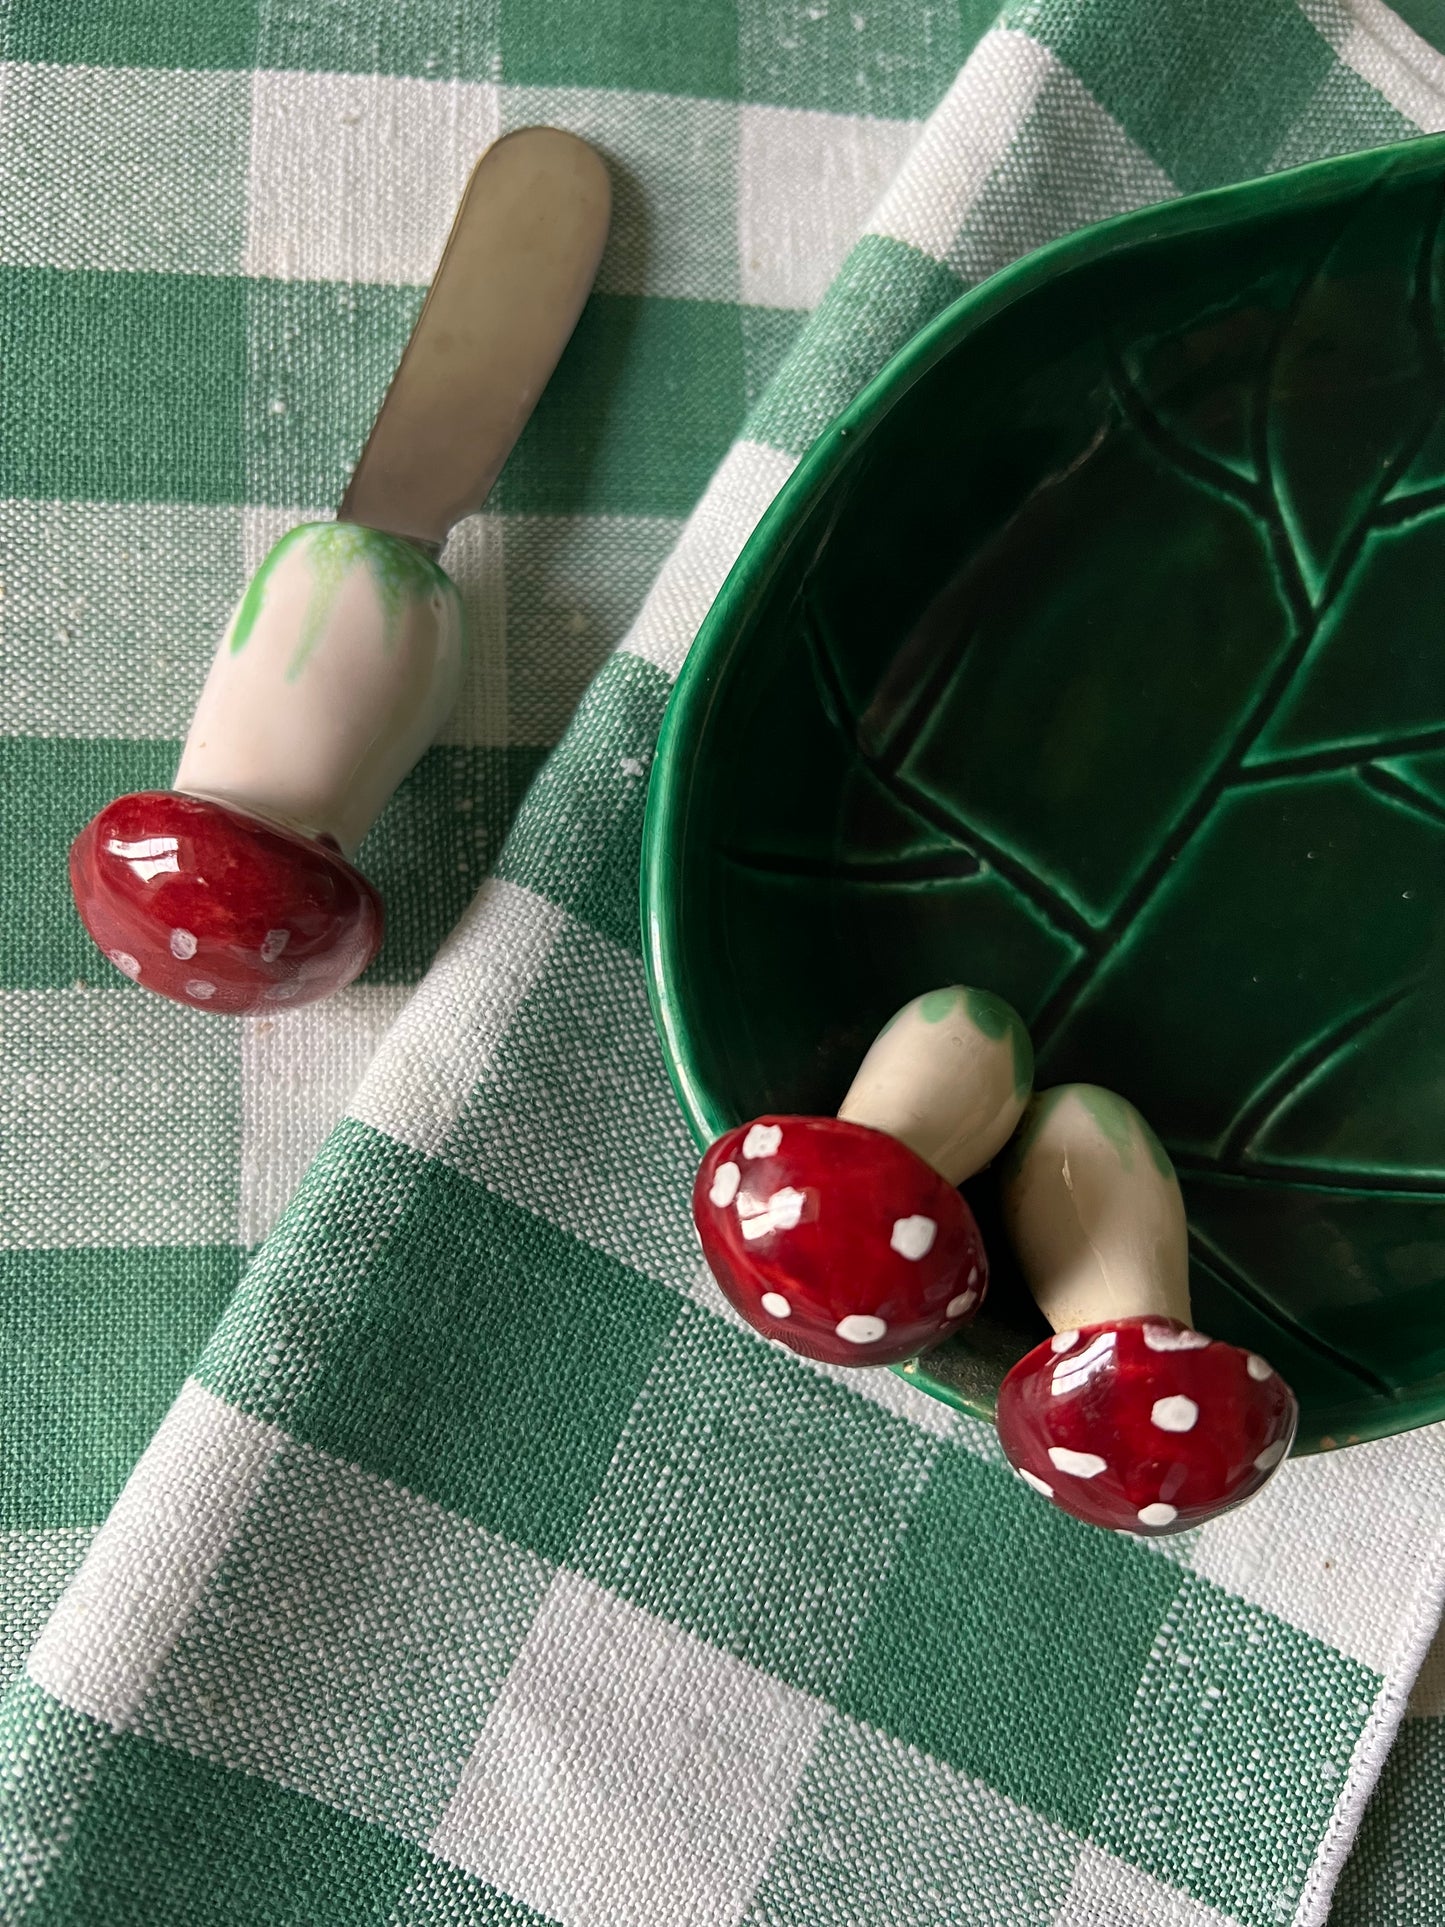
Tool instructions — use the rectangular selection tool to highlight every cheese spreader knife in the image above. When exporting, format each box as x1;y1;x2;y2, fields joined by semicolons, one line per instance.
70;128;611;1014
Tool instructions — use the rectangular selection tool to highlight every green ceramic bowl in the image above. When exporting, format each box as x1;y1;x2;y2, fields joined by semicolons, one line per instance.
643;135;1445;1455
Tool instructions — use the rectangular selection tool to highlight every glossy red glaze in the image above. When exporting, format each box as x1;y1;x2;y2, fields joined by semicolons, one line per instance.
996;1315;1298;1535
693;1114;986;1366
69;790;383;1015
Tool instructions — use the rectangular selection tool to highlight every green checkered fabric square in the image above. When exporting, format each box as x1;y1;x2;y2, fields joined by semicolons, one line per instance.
4;1;1445;1921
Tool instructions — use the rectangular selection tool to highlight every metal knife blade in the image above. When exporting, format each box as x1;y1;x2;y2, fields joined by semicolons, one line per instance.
337;127;611;549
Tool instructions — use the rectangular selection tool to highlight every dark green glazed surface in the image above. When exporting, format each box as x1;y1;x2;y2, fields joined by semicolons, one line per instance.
644;136;1445;1454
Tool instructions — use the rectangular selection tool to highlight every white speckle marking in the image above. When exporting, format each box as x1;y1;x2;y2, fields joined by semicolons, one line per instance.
184;979;216;1001
1019;1469;1054;1499
1254;1438;1288;1472
1152;1395;1199;1434
945;1291;977;1320
767;1188;804;1230
708;1161;741;1208
168;927;197;960
739;1187;806;1242
836;1313;887;1345
107;949;141;981
1050;1330;1079;1354
1048;1446;1107;1478
1137;1502;1179;1529
1143;1324;1212;1352
1051;1329;1116;1395
742;1123;782;1160
967;1265;979;1287
890;1214;936;1260
1247;1354;1273;1381
260;928;290;963
760;1292;791;1319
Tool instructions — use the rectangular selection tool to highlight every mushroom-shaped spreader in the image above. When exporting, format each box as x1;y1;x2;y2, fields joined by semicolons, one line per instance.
69;526;461;1013
996;1085;1298;1536
68;129;611;1015
694;986;1032;1366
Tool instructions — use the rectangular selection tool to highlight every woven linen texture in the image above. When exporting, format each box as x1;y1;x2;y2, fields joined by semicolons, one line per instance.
5;1;1445;1921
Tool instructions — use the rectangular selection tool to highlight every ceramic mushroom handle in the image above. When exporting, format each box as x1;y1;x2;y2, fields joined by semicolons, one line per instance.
694;986;1032;1365
68;130;610;1015
70;530;460;1010
996;1084;1298;1535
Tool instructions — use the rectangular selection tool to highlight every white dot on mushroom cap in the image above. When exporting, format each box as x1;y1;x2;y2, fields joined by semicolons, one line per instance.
1050;1330;1080;1354
1143;1324;1212;1352
260;928;290;963
265;981;299;1001
967;1265;979;1288
1138;1502;1179;1528
836;1314;887;1345
1247;1354;1273;1381
1019;1469;1054;1499
184;979;216;1000
168;927;197;960
890;1215;936;1260
768;1188;805;1230
738;1187;807;1242
708;1161;741;1208
1051;1329;1116;1395
1254;1438;1288;1472
1048;1446;1107;1478
1151;1395;1199;1434
945;1291;977;1319
107;949;141;981
760;1292;791;1319
742;1123;782;1159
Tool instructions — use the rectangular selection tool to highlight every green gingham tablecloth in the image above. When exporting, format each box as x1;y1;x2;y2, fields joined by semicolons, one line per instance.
6;1;1445;1921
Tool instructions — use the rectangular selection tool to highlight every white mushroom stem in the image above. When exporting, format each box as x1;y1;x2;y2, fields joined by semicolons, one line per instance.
838;986;1033;1186
175;523;465;859
1000;1084;1190;1334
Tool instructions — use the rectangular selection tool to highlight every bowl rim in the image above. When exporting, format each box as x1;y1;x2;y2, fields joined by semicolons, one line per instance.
640;133;1443;1452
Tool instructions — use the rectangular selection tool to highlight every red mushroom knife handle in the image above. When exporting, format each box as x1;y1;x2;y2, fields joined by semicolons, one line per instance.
996;1085;1299;1534
693;987;1033;1367
696;1117;986;1366
997;1316;1297;1535
70;789;384;1014
69;129;612;1017
69;524;461;1013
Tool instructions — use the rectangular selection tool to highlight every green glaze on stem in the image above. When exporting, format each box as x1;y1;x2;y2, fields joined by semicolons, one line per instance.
913;984;1035;1102
227;521;454;681
1005;1082;1175;1181
1069;1084;1141;1173
961;986;1034;1101
1000;1086;1066;1176
917;986;964;1024
226;523;311;656
286;524;450;682
1072;1085;1176;1180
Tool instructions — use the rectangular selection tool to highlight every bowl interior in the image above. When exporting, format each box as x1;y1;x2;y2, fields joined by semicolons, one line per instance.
646;137;1445;1452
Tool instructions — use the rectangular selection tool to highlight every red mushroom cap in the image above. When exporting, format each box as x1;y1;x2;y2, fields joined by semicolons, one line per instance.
69;790;383;1015
693;1114;986;1367
996;1315;1298;1535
